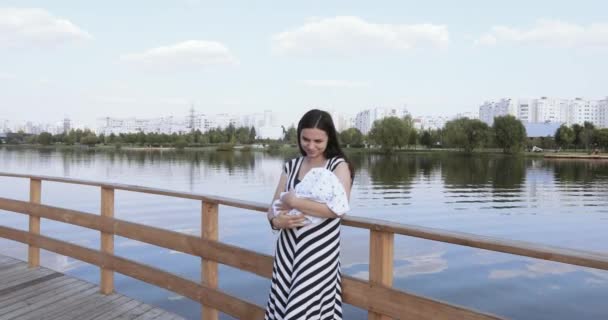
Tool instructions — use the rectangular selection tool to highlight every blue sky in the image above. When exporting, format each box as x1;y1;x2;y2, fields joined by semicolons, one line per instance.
1;0;607;127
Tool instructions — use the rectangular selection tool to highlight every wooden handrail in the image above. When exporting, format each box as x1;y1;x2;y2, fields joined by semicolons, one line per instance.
0;226;265;320
2;172;606;319
0;198;502;319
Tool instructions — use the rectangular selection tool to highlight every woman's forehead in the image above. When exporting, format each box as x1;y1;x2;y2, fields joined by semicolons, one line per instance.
301;128;328;139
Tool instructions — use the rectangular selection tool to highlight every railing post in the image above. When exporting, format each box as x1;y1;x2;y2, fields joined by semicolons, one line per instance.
28;178;41;268
369;230;394;320
100;187;115;294
201;201;219;320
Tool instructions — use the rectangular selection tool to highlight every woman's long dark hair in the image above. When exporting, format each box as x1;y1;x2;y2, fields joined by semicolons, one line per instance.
297;109;355;181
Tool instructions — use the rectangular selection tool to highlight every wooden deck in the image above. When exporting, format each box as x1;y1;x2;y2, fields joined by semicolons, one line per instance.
0;255;185;320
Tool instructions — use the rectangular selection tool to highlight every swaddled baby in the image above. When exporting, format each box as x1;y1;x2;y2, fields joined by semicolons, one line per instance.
272;167;350;225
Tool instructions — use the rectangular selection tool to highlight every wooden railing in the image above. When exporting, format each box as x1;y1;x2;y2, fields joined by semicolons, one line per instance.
1;172;607;319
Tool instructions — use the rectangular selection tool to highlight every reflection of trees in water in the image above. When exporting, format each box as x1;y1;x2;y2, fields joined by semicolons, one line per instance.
199;151;256;173
550;160;608;184
442;154;526;190
441;154;491;187
366;154;440;188
489;156;526;189
54;149;260;173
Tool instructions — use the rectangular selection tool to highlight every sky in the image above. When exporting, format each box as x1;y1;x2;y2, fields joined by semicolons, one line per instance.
1;0;607;128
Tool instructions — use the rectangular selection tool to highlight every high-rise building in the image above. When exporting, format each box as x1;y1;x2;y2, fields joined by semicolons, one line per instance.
354;107;409;134
479;98;517;125
63;118;71;133
479;97;608;128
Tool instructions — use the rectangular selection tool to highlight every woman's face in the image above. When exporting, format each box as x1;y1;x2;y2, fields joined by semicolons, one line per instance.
300;128;328;158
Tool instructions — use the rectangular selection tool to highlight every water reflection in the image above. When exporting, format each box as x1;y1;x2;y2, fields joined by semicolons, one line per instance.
2;147;608;320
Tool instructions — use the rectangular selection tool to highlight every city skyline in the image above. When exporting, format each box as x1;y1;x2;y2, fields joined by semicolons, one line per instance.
1;1;608;128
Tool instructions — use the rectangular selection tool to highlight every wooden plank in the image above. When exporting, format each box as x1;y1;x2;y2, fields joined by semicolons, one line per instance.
0;281;93;319
112;302;154;320
0;273;63;297
48;292;124;320
0;268;57;291
0;261;25;274
0;199;274;278
0;263;29;280
342;215;608;271
202;201;219;320
342;276;503;320
0;276;73;305
0;227;266;320
0;256;19;268
132;308;166;320
18;285;100;320
0;263;53;280
101;186;115;295
0;172;267;212
37;287;102;320
89;299;142;320
75;295;134;320
3;195;608;272
368;230;394;320
155;311;185;320
28;178;41;268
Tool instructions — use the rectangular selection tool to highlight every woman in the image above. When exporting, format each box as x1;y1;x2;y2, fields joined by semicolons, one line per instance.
265;109;354;320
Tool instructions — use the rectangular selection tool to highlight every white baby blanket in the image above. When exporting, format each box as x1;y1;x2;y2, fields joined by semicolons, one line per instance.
272;167;350;225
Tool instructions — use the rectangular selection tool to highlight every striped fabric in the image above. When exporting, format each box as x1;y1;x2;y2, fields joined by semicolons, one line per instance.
265;156;345;320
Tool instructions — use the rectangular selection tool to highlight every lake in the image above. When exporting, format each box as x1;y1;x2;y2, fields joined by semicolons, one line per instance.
0;147;607;319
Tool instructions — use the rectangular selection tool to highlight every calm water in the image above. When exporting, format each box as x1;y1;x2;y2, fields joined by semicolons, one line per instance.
1;147;607;319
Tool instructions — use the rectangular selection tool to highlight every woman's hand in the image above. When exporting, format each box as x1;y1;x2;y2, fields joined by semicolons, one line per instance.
280;191;298;208
271;211;308;229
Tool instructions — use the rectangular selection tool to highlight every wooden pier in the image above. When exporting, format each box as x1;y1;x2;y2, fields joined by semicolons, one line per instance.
1;172;607;319
0;255;183;320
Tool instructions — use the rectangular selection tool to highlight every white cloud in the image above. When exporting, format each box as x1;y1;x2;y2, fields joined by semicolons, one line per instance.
272;16;449;56
489;261;580;280
120;40;238;71
302;79;369;88
475;19;608;48
0;7;91;48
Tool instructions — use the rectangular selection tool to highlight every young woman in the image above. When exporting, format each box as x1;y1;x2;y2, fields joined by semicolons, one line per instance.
265;109;354;320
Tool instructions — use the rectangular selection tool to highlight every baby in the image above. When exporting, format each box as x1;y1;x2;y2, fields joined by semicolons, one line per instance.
272;167;350;225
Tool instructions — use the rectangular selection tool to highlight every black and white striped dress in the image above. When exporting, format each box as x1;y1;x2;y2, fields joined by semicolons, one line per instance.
265;156;345;320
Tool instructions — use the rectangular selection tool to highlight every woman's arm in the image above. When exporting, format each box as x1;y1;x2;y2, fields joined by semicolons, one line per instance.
268;172;308;229
282;162;352;218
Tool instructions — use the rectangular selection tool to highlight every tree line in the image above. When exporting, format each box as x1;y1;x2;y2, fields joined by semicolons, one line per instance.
5;115;608;153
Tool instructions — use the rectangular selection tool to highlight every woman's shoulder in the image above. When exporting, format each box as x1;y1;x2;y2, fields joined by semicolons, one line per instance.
283;156;304;174
327;156;346;171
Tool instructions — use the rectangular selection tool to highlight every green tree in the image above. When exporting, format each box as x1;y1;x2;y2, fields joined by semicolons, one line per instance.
572;123;583;150
249;126;257;143
408;129;418;149
443;118;490;153
284;126;297;144
80;133;98;147
593;128;608;150
368;116;412;152
555;125;574;149
582;121;595;151
174;136;187;149
38;132;53;145
492;115;527;154
339;128;364;147
420;130;433;148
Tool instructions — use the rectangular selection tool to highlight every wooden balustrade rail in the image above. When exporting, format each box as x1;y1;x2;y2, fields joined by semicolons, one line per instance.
1;172;607;319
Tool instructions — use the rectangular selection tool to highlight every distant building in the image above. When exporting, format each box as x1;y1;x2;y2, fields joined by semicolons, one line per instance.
479;96;608;128
63;118;71;133
413;115;450;130
355;107;409;134
479;98;517;125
